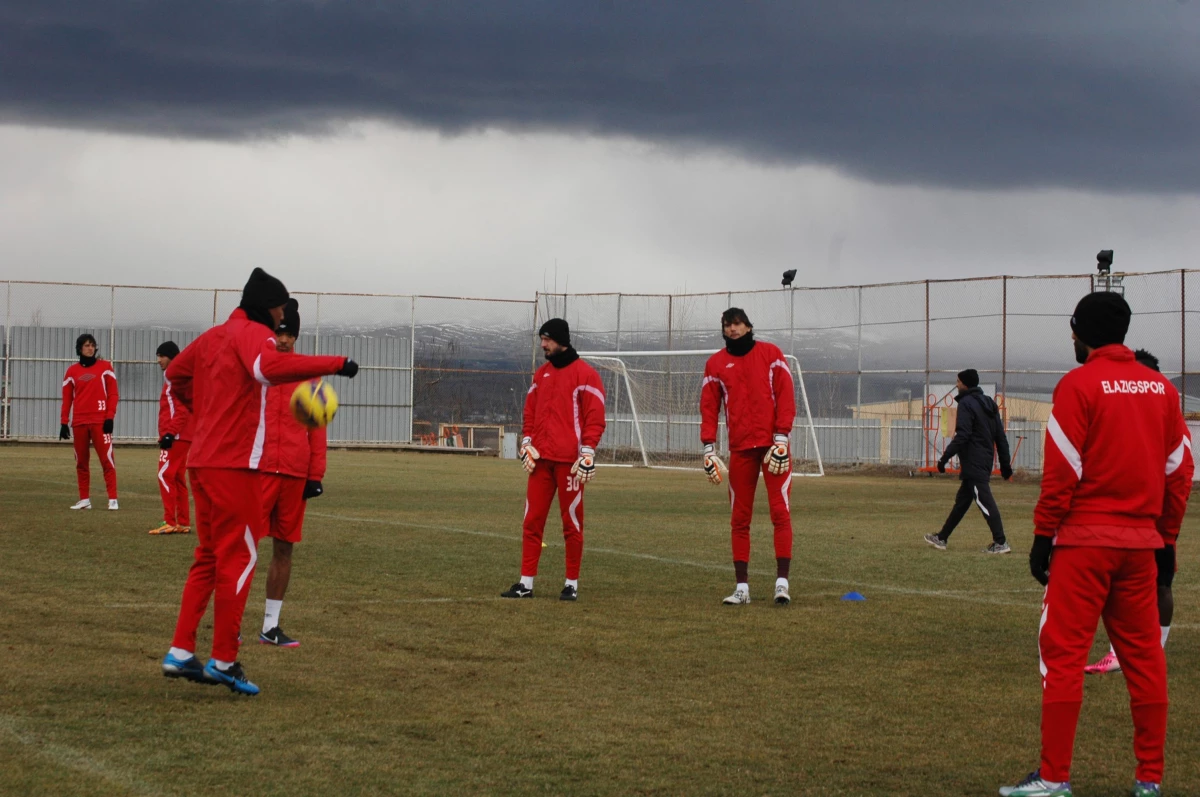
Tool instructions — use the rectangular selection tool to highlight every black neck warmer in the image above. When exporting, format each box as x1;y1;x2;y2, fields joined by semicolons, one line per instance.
548;347;580;369
724;332;756;356
79;355;97;367
239;302;277;330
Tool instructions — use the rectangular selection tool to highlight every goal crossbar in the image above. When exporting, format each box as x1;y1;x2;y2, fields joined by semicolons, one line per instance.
578;350;824;476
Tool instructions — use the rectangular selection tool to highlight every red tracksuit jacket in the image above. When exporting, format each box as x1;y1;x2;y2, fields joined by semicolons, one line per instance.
522;357;606;463
1035;344;1193;547
165;309;347;471
61;359;119;426
158;374;194;442
700;340;795;451
258;379;328;480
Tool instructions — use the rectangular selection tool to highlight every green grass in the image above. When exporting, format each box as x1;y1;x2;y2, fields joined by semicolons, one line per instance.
1;445;1198;796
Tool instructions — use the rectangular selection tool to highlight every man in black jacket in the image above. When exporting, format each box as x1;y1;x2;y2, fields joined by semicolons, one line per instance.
924;368;1014;553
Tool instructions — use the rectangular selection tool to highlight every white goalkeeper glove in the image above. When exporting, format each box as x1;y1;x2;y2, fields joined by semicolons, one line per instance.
519;437;540;474
703;444;726;485
570;446;596;483
765;434;791;475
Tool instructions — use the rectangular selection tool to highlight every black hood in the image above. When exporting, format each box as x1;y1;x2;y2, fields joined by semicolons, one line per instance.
956;386;999;418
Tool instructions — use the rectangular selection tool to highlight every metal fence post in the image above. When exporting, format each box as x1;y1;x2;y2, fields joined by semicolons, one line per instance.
1001;275;1008;405
314;293;322;355
410;295;417;443
2;282;9;439
615;293;622;352
924;280;931;469
1182;270;1187;411
212;290;218;326
856;285;863;461
109;286;116;357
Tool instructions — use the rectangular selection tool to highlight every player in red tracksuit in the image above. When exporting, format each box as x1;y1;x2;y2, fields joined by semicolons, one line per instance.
60;333;120;510
159;268;357;696
501;318;606;602
1000;292;1192;797
700;308;797;607
1085;348;1179;676
150;340;193;535
257;299;328;648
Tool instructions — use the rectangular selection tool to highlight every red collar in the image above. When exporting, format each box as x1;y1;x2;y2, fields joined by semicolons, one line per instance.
1085;344;1134;363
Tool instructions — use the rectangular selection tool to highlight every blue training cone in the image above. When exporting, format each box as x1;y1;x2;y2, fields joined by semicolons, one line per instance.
841;591;866;601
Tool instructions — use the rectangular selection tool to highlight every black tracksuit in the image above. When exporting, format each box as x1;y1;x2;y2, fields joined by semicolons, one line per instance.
937;387;1013;544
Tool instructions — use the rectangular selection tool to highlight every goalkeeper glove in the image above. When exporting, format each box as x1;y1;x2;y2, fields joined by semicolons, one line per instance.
338;359;359;378
59;424;71;440
519;437;540;474
303;480;324;500
936;459;947;474
158;433;175;450
703;444;726;485
102;418;114;435
1030;535;1053;586
764;434;791;475
571;446;596;483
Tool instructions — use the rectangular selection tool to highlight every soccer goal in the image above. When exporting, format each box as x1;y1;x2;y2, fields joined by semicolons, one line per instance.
578;350;824;475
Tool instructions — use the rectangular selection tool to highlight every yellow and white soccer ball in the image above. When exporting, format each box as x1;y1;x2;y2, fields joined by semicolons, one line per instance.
290;379;339;429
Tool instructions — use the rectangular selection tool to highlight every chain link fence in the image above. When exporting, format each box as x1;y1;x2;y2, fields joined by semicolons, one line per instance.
3;270;1197;468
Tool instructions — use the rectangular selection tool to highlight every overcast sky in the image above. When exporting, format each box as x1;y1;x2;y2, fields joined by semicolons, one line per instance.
1;1;1198;298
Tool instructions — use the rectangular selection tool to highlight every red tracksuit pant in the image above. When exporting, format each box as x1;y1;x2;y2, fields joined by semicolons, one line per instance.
157;441;191;526
72;423;117;500
521;460;584;580
171;468;267;662
1038;545;1167;783
727;448;793;563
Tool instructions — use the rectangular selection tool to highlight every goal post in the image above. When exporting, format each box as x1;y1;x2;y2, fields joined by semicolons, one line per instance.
578;350;824;475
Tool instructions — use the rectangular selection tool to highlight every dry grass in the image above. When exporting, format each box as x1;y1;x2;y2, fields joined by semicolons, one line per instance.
1;445;1198;796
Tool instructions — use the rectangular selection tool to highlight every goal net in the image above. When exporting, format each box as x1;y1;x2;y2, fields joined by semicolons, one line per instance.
579;350;824;475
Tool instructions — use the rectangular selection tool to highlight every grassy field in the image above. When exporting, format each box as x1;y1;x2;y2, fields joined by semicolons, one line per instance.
1;445;1198;796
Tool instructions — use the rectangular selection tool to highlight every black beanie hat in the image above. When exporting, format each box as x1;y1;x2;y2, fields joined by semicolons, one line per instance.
75;333;97;357
276;299;301;337
538;318;571;347
957;368;980;389
721;307;753;328
1070;291;1131;348
239;268;290;327
156;341;180;359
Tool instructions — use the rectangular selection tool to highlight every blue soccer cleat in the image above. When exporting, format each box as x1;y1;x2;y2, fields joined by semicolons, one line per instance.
161;652;213;683
203;660;260;696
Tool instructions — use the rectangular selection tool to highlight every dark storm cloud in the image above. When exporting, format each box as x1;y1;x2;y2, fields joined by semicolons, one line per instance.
1;1;1198;191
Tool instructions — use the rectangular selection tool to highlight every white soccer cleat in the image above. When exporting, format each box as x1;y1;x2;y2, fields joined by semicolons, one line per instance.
70;499;92;510
774;584;791;605
108;499;119;511
722;588;751;606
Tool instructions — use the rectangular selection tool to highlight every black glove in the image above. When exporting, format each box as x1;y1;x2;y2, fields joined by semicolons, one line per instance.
102;418;114;435
936;459;946;474
1155;544;1176;588
159;434;175;450
338;359;359;378
59;424;71;440
1030;535;1053;586
1001;465;1014;481
303;480;324;500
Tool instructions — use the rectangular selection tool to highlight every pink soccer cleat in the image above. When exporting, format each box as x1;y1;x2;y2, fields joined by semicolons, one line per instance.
1084;649;1121;675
